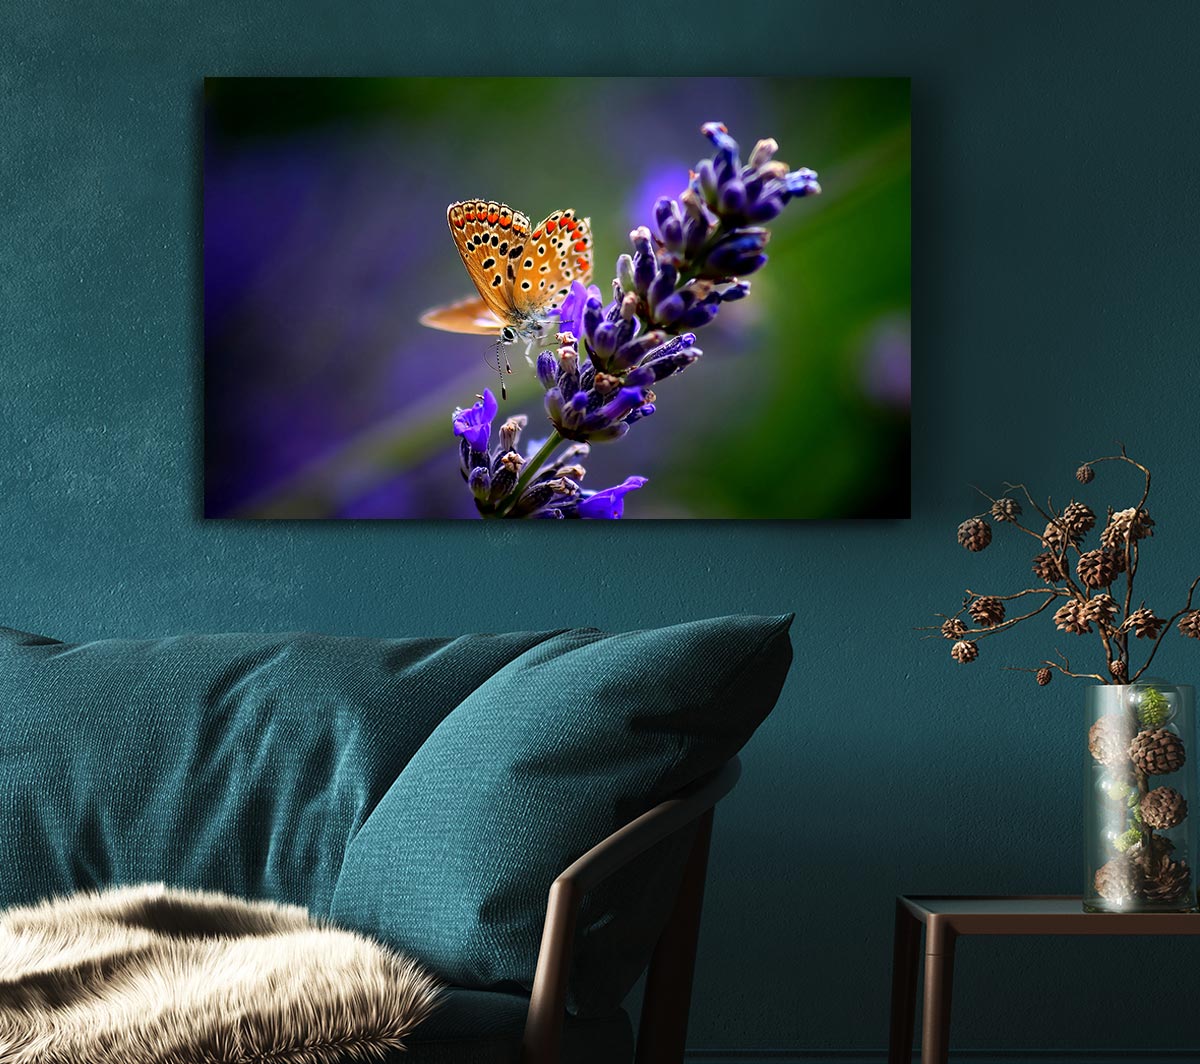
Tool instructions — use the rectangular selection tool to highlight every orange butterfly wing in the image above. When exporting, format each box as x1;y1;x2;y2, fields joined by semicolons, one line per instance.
511;209;593;317
418;295;505;335
444;199;532;323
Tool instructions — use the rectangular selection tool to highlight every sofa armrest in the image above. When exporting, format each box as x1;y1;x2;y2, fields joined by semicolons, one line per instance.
520;757;742;1064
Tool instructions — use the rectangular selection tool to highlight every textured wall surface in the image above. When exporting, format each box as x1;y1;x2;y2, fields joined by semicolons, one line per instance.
3;0;1200;1054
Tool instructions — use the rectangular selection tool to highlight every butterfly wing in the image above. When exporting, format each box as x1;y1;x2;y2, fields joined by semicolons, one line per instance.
445;199;532;324
511;209;593;317
418;294;505;335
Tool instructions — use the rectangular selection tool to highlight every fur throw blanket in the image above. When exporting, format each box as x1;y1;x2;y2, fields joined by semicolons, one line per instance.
0;884;441;1064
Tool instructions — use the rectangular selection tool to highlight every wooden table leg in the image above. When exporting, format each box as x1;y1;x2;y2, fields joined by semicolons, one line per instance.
921;920;956;1064
887;900;921;1064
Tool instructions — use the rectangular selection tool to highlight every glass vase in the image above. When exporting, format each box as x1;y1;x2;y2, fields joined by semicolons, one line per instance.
1085;681;1197;912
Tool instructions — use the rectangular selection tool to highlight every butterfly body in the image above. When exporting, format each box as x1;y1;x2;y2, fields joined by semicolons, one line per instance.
420;198;593;346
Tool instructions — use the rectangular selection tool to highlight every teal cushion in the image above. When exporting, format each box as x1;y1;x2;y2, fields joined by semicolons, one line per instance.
0;626;565;913
329;613;793;1015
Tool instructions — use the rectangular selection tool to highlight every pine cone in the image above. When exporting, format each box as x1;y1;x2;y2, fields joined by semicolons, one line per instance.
991;497;1022;523
1109;659;1128;680
957;518;992;552
1032;552;1063;583
1054;600;1092;635
1036;667;1052;686
1101;507;1155;549
1088;713;1135;766
951;640;978;664
1178;611;1200;640
969;596;1006;627
1124;607;1165;640
940;617;968;640
1141;787;1188;830
1127;835;1175;870
1129;728;1187;775
1042;521;1071;551
1084;594;1118;624
1139;853;1191;904
1062;500;1096;537
1077;549;1122;589
1094;856;1139;901
1076;464;1095;484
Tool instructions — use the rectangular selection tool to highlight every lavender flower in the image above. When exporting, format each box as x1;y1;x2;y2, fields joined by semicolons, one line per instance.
451;390;498;452
573;476;648;520
450;121;820;519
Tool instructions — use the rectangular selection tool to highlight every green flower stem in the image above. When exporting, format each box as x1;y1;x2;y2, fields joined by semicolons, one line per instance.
496;431;564;517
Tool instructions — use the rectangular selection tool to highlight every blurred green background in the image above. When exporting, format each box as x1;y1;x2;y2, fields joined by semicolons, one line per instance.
205;77;910;518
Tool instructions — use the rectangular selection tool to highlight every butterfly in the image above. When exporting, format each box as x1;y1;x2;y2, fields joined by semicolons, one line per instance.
419;199;593;398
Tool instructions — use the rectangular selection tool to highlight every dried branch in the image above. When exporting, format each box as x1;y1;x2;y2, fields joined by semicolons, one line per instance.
932;449;1197;687
1131;575;1200;682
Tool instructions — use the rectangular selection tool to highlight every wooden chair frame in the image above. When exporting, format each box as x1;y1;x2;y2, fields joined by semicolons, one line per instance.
519;757;742;1064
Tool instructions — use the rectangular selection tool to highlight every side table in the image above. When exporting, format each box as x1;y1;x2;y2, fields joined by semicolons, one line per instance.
889;894;1200;1064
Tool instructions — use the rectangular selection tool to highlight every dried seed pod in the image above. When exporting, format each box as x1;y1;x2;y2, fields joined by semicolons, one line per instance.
957;518;992;552
1141;787;1188;830
969;596;1006;627
1178;611;1200;640
1089;713;1134;766
951;640;978;663
1129;728;1187;776
1077;549;1123;589
1054;601;1092;635
940;617;968;640
991;497;1022;523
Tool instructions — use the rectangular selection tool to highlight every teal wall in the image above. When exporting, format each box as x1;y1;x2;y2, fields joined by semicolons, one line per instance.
4;1;1200;1055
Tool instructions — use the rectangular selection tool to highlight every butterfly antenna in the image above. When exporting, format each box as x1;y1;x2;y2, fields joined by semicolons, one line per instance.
492;337;507;400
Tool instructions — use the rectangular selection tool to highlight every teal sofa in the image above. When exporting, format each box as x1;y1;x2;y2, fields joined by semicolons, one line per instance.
0;616;793;1063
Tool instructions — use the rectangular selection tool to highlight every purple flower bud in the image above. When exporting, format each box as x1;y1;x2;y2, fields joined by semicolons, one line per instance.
700;122;740;179
648;262;678;309
677;302;721;330
630;226;655;257
592;321;619;361
633;253;657;296
582;295;604;344
718;180;746;214
624;365;656;389
703;229;770;276
746;195;784;223
570;390;589;411
544;388;564;423
694;159;719;208
536;351;558;389
644;332;696;360
616;253;636;293
785;167;821;198
596;386;647;424
653;292;687;325
646;347;702;381
720;281;751;301
467;466;491;501
625;402;655;425
683;215;709;258
654;197;681;233
660;215;684;248
612;331;669;371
